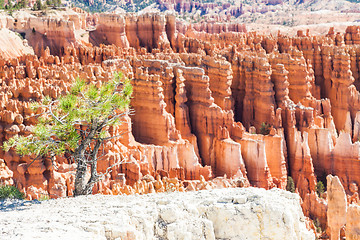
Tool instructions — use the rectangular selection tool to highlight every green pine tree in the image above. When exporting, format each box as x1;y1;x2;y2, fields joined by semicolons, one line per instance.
3;72;132;196
33;0;44;10
5;0;12;9
316;181;325;197
259;122;271;135
286;176;295;193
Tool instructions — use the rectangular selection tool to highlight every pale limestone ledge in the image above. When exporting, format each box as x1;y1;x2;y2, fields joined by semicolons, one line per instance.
0;187;314;240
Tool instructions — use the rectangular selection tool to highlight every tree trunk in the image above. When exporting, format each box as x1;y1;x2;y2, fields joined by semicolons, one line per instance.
74;157;89;196
74;123;99;196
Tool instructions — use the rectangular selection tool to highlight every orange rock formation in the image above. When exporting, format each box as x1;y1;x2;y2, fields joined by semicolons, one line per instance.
0;11;360;239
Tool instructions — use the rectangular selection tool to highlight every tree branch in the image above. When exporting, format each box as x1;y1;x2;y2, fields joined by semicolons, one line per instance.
48;100;64;125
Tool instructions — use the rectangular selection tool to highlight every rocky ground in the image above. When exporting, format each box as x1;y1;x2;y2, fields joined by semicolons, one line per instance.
0;188;314;240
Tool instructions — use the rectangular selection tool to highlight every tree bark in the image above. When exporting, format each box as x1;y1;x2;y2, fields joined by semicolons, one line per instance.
74;155;88;196
74;123;99;196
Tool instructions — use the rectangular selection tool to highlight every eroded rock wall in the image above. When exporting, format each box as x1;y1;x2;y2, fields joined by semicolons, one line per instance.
2;12;360;239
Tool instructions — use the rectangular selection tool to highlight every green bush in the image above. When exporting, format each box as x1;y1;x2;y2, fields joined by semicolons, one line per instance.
313;218;322;233
316;181;325;197
286;176;295;193
32;0;45;10
38;194;49;201
259;122;271;135
0;185;25;200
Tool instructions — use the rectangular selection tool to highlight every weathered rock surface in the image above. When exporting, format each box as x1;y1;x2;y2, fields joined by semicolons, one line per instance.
0;159;13;185
0;29;34;59
0;188;315;240
327;175;347;240
346;204;360;240
89;14;129;48
2;10;360;237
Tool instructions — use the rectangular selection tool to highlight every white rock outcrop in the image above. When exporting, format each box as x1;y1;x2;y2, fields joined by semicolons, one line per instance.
0;188;314;240
0;29;34;59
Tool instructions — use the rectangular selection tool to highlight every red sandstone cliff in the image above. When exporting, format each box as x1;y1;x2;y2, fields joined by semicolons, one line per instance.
1;11;360;239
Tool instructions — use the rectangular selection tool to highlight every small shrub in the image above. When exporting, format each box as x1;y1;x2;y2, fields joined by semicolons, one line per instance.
38;194;49;201
286;176;295;193
15;32;24;40
259;122;271;135
0;185;25;200
316;181;325;197
313;218;322;233
32;0;45;10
